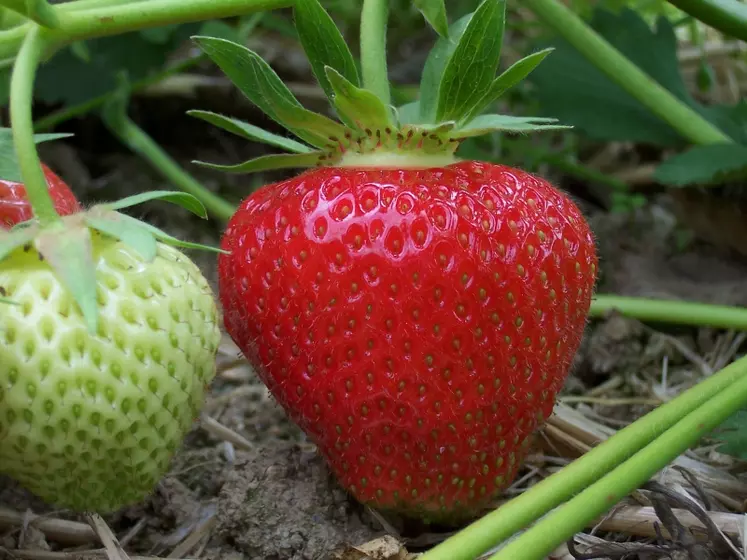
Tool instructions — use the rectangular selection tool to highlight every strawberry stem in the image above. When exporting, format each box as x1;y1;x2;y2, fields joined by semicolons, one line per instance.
9;24;61;226
0;0;293;62
490;353;747;559
590;294;747;330
420;351;747;560
666;0;747;42
524;0;734;146
0;0;60;28
101;89;237;222
360;0;391;107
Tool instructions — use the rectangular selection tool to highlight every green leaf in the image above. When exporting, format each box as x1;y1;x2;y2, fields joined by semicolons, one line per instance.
139;24;183;45
713;409;747;460
452;114;571;138
325;67;393;132
436;0;506;123
402;122;457;136
193;36;348;149
0;129;74;183
196;20;241;42
418;12;473;124
0;297;19;305
0;227;37;261
85;211;158;261
193;152;322;174
70;41;91;63
293;0;360;103
396;101;422;126
415;0;449;38
652;144;747;187
529;8;747;146
463;48;554;123
102;190;208;219
187;110;313;154
36;225;99;333
115;213;228;254
27;25;201;107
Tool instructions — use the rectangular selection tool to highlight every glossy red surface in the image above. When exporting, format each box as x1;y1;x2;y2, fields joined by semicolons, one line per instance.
218;160;597;520
0;164;81;228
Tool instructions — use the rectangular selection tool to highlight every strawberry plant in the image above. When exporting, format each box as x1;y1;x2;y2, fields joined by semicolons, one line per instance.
525;0;747;188
1;0;747;559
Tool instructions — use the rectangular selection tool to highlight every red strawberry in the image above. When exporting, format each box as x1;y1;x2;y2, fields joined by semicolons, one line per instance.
197;0;599;524
0;163;81;229
217;162;596;521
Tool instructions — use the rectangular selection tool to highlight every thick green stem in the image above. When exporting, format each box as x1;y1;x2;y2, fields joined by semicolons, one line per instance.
590;294;747;330
491;353;747;559
360;0;391;106
419;349;747;560
523;0;733;145
0;0;59;28
101;109;236;222
0;0;292;61
62;0;133;11
667;0;747;42
0;0;132;31
10;25;60;226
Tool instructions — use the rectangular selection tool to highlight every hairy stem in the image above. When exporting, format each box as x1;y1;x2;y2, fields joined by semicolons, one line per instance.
667;0;747;42
491;353;747;559
523;0;733;145
590;294;747;330
419;348;747;560
0;0;292;61
360;0;391;106
10;25;60;225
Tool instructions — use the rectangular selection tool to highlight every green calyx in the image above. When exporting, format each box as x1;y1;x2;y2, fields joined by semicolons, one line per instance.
0;190;227;334
189;0;570;175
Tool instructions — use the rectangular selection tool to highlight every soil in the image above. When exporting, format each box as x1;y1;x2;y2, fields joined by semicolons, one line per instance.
2;101;747;560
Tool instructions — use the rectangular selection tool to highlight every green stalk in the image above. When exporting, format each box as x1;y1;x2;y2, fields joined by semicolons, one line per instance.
0;0;59;28
0;0;293;61
360;0;391;106
666;0;747;42
60;0;134;11
9;25;60;226
419;349;747;560
591;294;747;330
0;0;132;30
491;353;747;559
101;104;236;222
523;0;733;145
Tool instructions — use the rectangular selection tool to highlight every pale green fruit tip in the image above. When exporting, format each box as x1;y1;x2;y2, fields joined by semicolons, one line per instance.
0;233;221;513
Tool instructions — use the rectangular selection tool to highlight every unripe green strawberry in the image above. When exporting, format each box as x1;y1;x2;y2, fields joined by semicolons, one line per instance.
0;232;221;512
